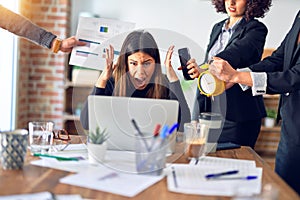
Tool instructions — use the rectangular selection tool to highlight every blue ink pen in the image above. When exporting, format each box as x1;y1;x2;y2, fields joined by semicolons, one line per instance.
159;125;169;148
205;170;239;179
160;125;169;140
207;176;258;181
168;123;179;136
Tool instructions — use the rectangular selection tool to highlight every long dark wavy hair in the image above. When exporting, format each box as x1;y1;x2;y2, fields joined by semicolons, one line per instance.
113;30;168;98
212;0;272;21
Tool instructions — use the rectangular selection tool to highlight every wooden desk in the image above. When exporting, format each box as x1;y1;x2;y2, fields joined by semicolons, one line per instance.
0;146;299;200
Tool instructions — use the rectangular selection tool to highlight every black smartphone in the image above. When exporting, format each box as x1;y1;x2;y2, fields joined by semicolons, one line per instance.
216;142;241;151
178;47;193;80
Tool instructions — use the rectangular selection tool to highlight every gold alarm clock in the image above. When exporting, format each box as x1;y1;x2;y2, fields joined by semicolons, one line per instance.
198;69;225;97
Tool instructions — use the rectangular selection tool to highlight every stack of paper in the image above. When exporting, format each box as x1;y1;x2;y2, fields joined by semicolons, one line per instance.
31;144;164;197
167;156;262;197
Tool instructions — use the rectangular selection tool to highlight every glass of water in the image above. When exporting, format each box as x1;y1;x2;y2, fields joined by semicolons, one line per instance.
28;121;54;154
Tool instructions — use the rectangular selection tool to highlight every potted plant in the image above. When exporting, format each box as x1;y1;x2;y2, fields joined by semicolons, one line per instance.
86;126;109;164
264;108;277;127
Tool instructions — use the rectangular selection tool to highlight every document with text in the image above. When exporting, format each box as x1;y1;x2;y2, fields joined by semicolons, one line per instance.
69;17;135;70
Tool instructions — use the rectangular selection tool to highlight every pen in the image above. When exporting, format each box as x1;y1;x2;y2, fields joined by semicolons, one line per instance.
160;125;169;140
153;124;161;137
205;170;239;179
171;167;178;188
33;153;79;161
207;176;258;181
159;125;169;148
98;172;118;181
50;192;57;200
131;119;150;151
168;123;178;136
149;124;161;151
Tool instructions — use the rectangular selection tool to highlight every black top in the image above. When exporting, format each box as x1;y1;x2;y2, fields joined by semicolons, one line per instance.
250;11;300;144
80;76;191;132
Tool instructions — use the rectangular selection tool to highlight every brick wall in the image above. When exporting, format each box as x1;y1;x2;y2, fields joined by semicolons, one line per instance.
17;0;71;129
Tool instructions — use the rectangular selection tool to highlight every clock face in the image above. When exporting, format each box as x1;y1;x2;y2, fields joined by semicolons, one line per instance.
200;73;216;94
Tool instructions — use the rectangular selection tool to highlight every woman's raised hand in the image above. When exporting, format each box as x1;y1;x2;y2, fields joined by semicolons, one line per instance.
164;45;179;82
95;45;115;88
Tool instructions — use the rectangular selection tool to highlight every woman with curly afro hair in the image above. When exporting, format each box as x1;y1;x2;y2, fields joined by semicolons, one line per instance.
192;0;272;148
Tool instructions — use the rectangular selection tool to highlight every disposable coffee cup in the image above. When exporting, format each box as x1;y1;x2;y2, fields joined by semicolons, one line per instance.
198;112;222;129
199;112;223;153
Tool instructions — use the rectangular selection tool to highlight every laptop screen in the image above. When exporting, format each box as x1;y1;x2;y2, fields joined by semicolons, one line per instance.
88;95;179;151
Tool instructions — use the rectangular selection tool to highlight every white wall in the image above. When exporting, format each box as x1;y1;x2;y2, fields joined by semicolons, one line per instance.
0;0;18;130
260;0;300;48
71;0;300;50
70;0;300;111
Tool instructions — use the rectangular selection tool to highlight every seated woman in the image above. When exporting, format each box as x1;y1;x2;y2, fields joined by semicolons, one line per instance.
80;30;192;131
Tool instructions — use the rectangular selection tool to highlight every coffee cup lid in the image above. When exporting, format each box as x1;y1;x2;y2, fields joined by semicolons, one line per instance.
199;112;222;121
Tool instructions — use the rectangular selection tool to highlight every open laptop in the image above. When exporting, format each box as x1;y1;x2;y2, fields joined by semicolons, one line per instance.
88;95;179;151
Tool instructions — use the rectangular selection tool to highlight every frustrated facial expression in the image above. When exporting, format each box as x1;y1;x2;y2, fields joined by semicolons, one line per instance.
127;52;156;90
225;0;247;19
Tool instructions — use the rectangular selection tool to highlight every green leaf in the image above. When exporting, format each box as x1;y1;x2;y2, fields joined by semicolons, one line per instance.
88;126;109;144
266;108;277;119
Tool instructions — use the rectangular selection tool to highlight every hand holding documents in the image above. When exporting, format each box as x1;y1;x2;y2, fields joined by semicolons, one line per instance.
69;17;135;70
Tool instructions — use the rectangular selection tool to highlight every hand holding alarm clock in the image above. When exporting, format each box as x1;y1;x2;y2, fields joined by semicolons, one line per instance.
198;61;225;97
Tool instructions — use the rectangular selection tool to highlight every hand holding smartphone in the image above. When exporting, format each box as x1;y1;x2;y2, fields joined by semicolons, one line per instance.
178;48;193;80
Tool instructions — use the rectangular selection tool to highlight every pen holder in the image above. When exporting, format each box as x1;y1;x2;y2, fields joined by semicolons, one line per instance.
135;135;167;176
0;129;28;170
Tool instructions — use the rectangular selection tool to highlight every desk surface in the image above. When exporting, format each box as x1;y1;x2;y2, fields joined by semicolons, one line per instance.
0;144;299;200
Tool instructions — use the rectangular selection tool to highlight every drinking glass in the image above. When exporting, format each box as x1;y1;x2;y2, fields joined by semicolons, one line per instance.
184;122;209;159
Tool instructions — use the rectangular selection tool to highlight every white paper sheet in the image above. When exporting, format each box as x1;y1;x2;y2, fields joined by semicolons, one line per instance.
31;145;164;197
30;145;138;173
189;156;256;168
59;165;164;197
0;192;82;200
30;144;90;172
167;163;262;197
69;17;135;70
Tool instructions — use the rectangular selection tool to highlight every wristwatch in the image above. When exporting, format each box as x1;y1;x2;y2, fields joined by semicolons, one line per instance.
51;38;62;53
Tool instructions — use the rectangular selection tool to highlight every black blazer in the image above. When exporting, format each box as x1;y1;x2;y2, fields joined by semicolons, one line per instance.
250;11;300;144
194;18;267;122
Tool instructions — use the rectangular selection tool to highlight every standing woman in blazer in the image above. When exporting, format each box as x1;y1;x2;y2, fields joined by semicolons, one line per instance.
209;10;300;196
192;0;272;148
